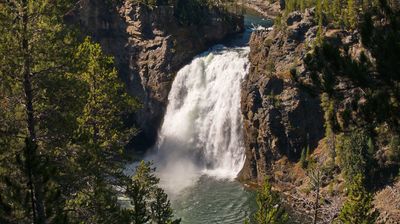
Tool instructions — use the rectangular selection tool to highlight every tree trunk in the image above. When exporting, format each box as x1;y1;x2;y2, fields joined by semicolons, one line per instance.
21;0;46;223
313;171;320;224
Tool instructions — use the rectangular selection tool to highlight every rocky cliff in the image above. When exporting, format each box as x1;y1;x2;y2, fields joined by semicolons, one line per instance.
239;4;400;222
239;9;324;183
65;0;244;151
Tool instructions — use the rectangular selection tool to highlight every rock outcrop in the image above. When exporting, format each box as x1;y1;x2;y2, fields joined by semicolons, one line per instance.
238;9;324;182
65;0;244;151
242;0;282;19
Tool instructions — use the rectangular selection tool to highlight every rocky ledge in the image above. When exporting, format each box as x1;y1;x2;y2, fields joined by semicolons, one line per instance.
66;0;244;151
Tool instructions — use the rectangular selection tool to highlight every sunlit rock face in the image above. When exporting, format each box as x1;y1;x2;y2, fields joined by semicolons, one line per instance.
238;9;325;183
65;0;244;151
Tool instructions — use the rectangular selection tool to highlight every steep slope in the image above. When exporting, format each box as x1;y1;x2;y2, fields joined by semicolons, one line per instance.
239;4;400;222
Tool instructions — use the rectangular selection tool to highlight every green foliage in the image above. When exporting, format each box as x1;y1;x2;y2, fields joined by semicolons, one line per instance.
0;0;81;222
150;188;178;224
266;60;276;76
389;135;400;164
0;1;178;223
174;0;238;25
174;0;210;25
254;177;289;224
125;178;149;223
336;129;375;186
274;14;283;28
320;93;337;159
125;161;181;224
337;175;379;224
300;146;312;169
336;131;365;184
300;147;308;168
130;0;168;8
346;0;358;29
282;0;379;30
132;161;160;195
74;37;139;151
302;2;400;189
63;38;140;223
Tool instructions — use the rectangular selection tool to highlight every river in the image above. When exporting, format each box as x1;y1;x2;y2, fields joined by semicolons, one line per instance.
147;9;272;224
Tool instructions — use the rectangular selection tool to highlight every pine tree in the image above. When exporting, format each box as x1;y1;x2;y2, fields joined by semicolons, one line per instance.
150;188;176;224
332;0;342;25
337;175;379;224
74;37;138;151
336;130;369;184
0;1;141;222
0;0;77;222
126;178;150;224
0;1;179;223
64;37;140;222
125;161;181;224
254;177;288;224
347;0;358;29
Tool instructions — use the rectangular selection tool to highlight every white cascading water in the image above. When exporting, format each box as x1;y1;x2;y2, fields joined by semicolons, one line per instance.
152;45;250;194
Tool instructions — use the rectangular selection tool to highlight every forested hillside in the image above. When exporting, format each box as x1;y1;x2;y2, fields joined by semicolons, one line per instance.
241;0;400;223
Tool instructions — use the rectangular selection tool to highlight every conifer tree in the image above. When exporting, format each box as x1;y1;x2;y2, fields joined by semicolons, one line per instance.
0;0;77;222
150;188;177;224
126;178;150;224
0;2;146;223
336;130;369;184
126;161;181;224
347;0;358;29
64;37;140;223
254;177;288;224
337;175;379;224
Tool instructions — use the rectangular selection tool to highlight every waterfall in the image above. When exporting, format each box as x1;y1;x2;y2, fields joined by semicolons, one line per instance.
151;45;250;194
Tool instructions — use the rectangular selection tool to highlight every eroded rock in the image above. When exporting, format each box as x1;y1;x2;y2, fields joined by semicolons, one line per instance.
239;9;324;182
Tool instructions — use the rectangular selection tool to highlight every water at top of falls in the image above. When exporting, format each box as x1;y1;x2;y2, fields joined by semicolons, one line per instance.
124;11;273;224
149;44;250;195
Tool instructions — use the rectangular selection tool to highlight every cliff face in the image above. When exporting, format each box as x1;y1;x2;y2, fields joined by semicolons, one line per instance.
240;6;400;222
66;0;244;151
238;9;324;182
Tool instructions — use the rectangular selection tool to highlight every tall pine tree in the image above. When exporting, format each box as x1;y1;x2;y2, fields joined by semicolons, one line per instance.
337;175;379;224
254;177;288;224
0;0;77;222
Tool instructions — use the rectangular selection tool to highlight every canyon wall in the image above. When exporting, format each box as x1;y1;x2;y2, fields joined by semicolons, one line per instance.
238;9;324;182
65;0;244;151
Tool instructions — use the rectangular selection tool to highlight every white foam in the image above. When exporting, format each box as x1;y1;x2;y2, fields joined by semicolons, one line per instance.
150;46;250;195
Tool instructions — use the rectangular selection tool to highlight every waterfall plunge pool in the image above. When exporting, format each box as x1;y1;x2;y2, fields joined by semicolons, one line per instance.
132;9;272;224
170;176;257;224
